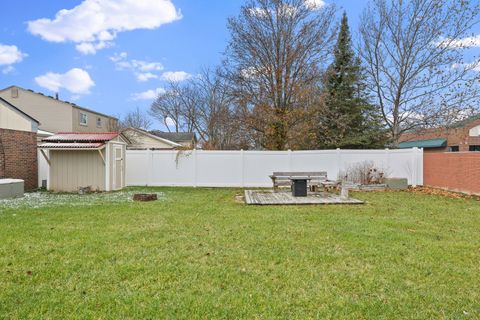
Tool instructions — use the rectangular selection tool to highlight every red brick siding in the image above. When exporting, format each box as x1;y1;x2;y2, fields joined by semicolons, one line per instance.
0;128;38;190
424;152;480;195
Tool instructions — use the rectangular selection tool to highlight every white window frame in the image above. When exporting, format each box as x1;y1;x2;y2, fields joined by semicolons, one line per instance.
96;117;102;128
79;112;88;126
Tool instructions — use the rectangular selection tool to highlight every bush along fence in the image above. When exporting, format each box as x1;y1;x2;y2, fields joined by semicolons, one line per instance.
125;148;423;188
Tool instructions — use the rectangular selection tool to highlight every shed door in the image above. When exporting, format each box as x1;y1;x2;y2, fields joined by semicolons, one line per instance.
113;146;123;190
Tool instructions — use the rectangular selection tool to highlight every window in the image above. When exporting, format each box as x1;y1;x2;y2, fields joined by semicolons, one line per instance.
448;146;459;152
11;87;18;98
96;117;102;127
79;112;88;126
469;145;480;152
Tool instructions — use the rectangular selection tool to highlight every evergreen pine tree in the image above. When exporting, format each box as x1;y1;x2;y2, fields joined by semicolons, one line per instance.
318;12;387;149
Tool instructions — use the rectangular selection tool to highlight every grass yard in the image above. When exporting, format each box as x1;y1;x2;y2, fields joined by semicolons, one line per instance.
0;188;479;319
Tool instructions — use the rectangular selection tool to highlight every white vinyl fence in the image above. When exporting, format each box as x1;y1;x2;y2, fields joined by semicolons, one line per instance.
126;148;423;188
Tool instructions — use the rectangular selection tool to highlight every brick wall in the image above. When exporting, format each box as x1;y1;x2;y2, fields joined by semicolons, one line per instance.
424;152;480;195
0;128;38;190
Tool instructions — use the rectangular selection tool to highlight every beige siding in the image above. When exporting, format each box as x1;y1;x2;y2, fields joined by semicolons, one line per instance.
0;87;118;133
0;87;72;133
122;128;176;149
49;150;105;192
0;100;35;132
72;107;118;132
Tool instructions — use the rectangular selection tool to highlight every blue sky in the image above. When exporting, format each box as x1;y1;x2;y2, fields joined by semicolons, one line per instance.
0;0;477;130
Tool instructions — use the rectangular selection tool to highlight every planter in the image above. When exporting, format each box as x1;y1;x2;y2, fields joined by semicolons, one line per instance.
384;178;409;190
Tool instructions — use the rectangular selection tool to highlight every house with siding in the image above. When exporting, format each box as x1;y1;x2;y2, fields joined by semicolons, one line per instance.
121;127;182;150
399;115;480;153
0;86;118;134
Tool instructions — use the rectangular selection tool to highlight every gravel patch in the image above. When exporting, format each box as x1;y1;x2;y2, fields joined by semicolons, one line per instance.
0;189;165;210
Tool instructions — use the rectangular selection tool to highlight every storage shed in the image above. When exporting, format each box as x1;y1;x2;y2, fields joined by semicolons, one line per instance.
39;132;126;192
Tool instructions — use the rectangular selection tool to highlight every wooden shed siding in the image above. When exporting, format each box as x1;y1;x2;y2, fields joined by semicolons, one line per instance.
50;150;105;192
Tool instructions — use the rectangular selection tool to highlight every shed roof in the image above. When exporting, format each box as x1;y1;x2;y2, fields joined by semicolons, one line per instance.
399;138;447;149
43;132;119;142
39;142;106;150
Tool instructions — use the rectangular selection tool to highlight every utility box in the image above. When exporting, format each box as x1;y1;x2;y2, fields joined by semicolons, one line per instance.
0;179;24;199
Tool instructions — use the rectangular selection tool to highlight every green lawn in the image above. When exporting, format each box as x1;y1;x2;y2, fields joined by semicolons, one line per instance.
0;188;479;319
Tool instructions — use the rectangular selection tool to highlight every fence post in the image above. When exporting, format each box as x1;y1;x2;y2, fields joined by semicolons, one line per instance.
411;147;418;187
336;148;341;179
288;149;293;171
146;149;152;187
241;149;245;188
385;148;390;174
193;148;198;188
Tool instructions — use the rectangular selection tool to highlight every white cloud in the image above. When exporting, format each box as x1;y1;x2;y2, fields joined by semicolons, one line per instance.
75;41;112;55
131;87;166;100
161;71;192;82
110;52;164;82
27;0;182;54
452;60;480;72
0;44;27;66
304;0;326;10
165;117;176;126
35;68;95;94
2;66;15;75
440;35;480;48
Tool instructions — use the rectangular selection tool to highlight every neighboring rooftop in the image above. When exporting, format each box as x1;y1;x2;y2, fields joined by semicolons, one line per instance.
0;85;118;120
149;131;197;143
399;138;447;149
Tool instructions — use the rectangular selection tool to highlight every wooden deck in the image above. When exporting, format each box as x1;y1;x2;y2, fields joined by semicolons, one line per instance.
244;190;364;205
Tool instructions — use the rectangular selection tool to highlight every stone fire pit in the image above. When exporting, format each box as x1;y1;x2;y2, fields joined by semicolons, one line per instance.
133;193;158;202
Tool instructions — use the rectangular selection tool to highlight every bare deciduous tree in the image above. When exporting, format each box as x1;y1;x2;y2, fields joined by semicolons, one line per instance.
359;0;480;146
119;107;152;130
150;69;248;149
224;0;337;150
150;81;196;133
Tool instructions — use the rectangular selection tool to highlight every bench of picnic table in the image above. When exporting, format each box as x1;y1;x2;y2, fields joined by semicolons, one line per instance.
269;171;329;191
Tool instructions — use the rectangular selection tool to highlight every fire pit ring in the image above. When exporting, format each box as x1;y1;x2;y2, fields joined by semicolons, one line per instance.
133;193;158;202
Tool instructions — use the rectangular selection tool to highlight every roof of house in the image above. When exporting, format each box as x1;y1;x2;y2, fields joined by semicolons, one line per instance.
121;127;181;147
42;132;119;142
0;97;40;124
399;138;447;149
0;85;118;120
149;131;196;143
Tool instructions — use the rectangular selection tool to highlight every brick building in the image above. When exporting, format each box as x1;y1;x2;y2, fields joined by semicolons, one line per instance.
0;98;39;190
399;115;480;153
